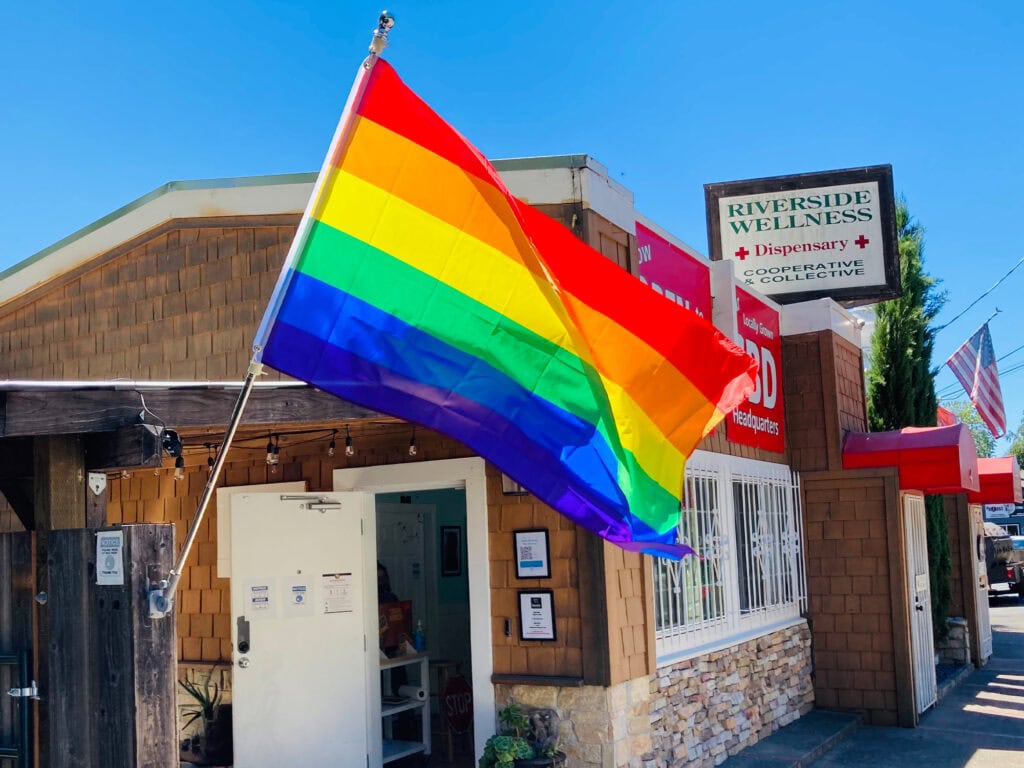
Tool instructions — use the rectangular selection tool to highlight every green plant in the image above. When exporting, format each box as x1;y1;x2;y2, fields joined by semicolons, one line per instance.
498;702;529;737
479;703;535;767
479;735;534;767
178;675;222;732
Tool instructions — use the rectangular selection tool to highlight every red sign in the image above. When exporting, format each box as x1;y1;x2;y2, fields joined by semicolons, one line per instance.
635;222;712;320
727;286;785;453
441;675;473;734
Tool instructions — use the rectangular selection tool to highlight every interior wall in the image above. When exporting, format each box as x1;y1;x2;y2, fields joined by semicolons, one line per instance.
377;488;472;684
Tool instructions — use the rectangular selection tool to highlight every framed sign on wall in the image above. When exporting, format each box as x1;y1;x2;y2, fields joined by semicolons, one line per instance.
518;590;556;641
513;529;551;579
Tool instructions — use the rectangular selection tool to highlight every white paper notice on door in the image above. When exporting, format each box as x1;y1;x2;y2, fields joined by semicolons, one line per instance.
245;579;276;619
322;572;354;614
284;579;314;616
95;530;124;585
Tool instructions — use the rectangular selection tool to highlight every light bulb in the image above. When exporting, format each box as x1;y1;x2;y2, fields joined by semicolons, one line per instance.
328;431;336;458
173;456;186;482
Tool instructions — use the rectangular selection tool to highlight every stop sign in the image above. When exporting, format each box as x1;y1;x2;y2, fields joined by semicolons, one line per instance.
441;674;473;734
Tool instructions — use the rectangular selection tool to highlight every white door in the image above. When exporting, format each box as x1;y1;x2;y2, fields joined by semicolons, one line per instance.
230;492;375;767
971;504;993;661
903;493;937;714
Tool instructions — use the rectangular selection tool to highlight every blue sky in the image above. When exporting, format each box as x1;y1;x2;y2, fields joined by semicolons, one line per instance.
2;1;1022;442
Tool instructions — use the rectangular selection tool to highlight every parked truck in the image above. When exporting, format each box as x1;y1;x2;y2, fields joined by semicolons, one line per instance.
985;528;1024;599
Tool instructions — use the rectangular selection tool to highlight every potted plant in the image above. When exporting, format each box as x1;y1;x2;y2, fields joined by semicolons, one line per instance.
179;673;233;766
479;703;534;767
480;703;566;767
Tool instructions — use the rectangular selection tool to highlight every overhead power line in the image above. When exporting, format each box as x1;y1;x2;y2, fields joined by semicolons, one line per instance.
934;255;1024;332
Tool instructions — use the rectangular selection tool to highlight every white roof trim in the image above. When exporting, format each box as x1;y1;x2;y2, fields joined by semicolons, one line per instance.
0;175;315;308
781;297;865;347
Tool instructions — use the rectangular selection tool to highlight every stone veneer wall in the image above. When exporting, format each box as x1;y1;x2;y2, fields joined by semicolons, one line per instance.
495;621;813;768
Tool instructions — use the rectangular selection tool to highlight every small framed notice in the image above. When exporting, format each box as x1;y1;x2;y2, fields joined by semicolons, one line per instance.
518;589;556;641
514;529;551;579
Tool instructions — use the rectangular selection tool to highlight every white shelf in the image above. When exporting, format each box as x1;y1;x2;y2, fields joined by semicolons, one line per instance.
380;653;431;762
382;698;425;718
382;739;427;763
381;652;429;669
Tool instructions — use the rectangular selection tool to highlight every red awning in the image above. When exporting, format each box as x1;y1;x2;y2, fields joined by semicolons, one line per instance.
967;456;1022;505
842;424;980;493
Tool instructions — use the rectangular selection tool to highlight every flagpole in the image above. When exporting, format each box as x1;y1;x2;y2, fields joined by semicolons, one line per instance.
148;11;397;618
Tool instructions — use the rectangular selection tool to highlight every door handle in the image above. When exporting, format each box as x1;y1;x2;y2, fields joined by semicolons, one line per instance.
237;615;251;654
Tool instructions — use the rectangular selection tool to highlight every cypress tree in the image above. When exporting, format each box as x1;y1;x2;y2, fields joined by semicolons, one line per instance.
866;201;951;640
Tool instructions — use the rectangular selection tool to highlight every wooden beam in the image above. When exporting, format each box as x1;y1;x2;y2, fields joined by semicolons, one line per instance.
576;527;611;686
0;388;378;438
83;426;161;471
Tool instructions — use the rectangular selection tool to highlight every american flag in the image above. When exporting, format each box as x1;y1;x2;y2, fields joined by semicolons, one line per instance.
945;322;1006;437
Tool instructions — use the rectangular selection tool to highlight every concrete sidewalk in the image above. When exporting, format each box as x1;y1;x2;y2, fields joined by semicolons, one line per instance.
724;602;1024;768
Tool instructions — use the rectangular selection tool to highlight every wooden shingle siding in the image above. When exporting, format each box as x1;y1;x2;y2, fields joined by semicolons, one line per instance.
801;469;904;725
0;218;298;382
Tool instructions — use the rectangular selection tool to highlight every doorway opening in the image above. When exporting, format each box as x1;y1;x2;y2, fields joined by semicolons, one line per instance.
335;456;493;766
376;488;474;767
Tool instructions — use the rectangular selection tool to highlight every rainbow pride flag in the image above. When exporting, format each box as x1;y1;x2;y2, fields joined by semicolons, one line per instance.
254;59;756;558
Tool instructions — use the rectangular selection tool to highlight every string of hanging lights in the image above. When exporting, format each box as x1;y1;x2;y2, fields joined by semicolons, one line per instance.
115;421;426;479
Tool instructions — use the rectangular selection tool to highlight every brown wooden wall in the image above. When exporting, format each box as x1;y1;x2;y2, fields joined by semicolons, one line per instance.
801;468;913;726
0;216;297;381
488;471;584;679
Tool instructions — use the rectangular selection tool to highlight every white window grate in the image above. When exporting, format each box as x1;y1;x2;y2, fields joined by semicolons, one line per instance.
654;451;806;664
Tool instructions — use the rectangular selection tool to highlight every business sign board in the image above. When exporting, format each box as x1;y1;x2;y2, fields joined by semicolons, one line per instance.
727;284;785;453
635;221;712;319
705;165;900;305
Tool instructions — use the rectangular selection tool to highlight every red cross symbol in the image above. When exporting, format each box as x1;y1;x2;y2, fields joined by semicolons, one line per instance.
734;246;750;260
854;235;869;249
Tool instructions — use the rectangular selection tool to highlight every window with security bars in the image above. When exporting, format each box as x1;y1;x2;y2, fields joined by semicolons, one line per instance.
653;451;806;664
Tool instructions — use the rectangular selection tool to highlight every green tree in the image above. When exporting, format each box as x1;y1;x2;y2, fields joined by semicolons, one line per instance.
866;201;952;641
1007;415;1024;469
944;400;996;458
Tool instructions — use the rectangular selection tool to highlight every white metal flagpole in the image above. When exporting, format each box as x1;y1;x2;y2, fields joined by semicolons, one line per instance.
148;11;397;618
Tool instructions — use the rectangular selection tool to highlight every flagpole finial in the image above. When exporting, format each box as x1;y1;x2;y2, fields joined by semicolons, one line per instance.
369;10;396;56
